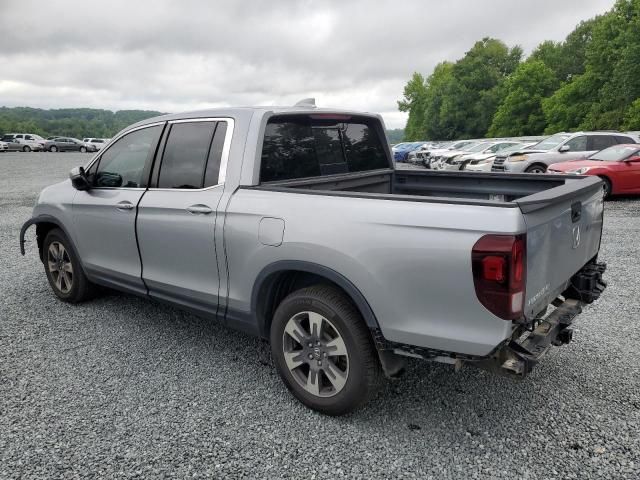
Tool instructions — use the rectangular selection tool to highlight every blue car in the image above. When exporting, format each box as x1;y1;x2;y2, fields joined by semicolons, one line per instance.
392;142;427;162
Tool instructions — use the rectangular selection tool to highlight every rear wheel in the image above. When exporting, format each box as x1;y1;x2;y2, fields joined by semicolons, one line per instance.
526;164;547;174
43;229;95;303
270;285;382;415
600;176;612;199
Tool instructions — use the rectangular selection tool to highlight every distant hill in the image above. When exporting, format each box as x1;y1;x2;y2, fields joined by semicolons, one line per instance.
385;128;404;144
0;107;164;139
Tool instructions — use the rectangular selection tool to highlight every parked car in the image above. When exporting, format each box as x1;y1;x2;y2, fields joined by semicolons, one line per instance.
82;138;110;151
548;144;640;198
419;140;474;168
466;142;535;172
393;142;428;162
431;141;483;170
21;104;607;415
496;132;636;174
441;141;521;171
45;137;98;153
407;142;449;164
0;133;45;152
0;141;8;152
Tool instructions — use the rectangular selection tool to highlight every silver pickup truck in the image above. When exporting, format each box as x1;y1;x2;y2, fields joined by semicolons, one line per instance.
20;102;607;415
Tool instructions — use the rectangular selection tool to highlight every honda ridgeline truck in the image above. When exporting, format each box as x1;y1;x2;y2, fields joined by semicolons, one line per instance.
20;100;607;415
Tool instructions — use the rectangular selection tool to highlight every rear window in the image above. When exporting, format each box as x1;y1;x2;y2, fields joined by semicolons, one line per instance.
259;115;389;183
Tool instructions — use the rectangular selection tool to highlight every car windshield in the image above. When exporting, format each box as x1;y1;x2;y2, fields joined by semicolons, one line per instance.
589;145;640;161
459;142;481;151
531;134;571;151
449;141;471;149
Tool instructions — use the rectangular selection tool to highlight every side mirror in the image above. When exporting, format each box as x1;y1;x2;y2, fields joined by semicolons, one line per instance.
625;155;640;163
559;145;570;153
69;166;90;191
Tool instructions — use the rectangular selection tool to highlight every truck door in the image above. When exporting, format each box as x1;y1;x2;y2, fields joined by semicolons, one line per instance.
72;124;164;294
136;119;230;317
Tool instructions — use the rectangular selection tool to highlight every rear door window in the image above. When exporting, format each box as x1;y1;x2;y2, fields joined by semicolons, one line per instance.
156;121;227;189
588;135;617;151
260;115;389;183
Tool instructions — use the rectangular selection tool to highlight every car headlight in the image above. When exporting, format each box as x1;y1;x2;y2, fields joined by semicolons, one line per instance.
508;154;527;162
566;167;592;174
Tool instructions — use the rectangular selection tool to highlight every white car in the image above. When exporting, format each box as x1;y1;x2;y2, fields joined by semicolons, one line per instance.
447;141;522;171
0;141;8;152
2;133;46;151
466;142;536;172
82;138;111;151
431;141;483;170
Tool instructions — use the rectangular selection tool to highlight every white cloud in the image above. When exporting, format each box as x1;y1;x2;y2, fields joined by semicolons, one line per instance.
0;0;615;128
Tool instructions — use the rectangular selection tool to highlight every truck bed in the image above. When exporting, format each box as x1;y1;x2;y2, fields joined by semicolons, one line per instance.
257;168;603;213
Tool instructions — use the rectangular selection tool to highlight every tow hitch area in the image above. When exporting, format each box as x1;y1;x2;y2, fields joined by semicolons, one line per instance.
563;261;607;304
476;298;583;377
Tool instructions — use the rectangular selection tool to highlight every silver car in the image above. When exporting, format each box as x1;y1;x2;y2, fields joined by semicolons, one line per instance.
498;132;637;173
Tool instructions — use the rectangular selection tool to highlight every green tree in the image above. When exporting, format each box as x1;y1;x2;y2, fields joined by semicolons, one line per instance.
397;72;427;140
444;38;522;138
622;98;640;130
489;60;559;137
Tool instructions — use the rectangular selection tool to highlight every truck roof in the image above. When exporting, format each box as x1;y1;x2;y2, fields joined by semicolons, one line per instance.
128;105;383;132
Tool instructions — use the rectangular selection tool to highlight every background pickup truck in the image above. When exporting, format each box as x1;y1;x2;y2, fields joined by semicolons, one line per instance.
21;101;607;415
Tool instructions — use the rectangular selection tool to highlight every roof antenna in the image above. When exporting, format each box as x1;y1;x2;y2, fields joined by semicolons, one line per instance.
294;98;316;108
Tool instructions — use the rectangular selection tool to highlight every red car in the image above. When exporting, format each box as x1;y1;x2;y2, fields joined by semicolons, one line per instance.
548;144;640;198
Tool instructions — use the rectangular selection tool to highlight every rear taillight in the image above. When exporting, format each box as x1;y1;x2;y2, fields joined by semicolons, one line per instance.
472;234;526;320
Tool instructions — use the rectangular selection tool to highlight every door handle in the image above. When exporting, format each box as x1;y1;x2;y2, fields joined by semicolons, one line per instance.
186;204;213;214
116;201;135;211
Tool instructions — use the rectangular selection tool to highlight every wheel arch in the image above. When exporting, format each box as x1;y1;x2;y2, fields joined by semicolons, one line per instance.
596;174;612;195
251;261;381;339
525;162;548;173
20;215;78;263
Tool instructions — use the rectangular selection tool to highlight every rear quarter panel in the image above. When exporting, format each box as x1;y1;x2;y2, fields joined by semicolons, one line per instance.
223;189;523;356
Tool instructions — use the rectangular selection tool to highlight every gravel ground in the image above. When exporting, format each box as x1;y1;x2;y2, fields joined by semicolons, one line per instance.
1;153;639;479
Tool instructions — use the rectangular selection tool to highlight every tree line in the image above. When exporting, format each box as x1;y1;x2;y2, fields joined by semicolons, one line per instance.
398;0;640;141
0;107;163;139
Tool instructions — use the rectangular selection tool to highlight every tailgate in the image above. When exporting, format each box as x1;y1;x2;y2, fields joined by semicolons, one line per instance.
516;176;604;319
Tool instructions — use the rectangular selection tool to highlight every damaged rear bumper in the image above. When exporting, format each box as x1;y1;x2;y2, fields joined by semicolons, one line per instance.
476;261;607;377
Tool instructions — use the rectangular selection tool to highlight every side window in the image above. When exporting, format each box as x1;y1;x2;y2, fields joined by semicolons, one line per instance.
260;115;389;182
589;135;616;151
94;125;162;188
25;135;33;140
157;121;218;189
204;122;227;187
564;136;587;151
16;135;23;139
615;135;636;144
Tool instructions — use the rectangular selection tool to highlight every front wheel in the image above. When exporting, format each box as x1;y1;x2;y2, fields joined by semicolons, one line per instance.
80;146;87;153
600;176;612;199
43;229;95;303
270;285;382;415
23;145;31;152
49;145;58;152
525;164;547;174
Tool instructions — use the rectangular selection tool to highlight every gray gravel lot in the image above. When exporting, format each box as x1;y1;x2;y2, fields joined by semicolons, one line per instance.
1;152;639;479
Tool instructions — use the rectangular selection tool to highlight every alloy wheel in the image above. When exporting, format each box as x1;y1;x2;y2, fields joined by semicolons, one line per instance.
282;311;349;398
47;241;73;294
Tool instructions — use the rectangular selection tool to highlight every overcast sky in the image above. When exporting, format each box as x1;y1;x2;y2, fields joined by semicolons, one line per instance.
0;0;615;129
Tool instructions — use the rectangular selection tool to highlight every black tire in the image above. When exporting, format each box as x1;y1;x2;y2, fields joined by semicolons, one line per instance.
270;285;382;415
23;145;31;152
80;146;87;153
49;145;58;152
600;176;612;199
525;164;547;174
43;228;95;303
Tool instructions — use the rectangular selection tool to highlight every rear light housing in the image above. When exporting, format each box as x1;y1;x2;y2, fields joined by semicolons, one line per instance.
472;234;526;320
